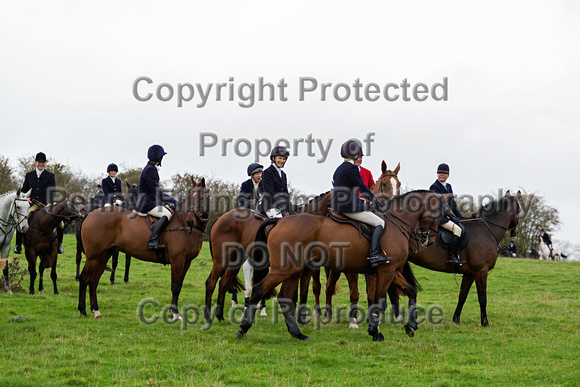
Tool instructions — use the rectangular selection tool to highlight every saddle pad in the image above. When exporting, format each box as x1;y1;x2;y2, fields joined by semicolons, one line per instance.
437;225;469;251
327;209;371;241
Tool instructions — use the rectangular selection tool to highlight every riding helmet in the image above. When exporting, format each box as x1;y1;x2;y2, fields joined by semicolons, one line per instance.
270;146;290;161
437;163;450;174
340;140;363;159
148;145;167;162
247;163;263;176
107;163;118;173
35;152;47;163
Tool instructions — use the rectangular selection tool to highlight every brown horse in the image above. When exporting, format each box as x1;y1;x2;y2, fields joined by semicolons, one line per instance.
78;178;209;319
236;190;447;342
203;191;331;324
306;161;403;328
25;194;83;295
390;190;521;330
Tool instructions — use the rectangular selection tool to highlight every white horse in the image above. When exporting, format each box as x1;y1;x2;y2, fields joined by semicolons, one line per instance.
536;235;566;261
0;189;30;293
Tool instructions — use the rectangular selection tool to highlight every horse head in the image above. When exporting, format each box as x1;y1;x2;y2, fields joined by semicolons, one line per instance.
418;192;450;247
14;189;31;233
124;183;138;210
372;161;401;204
504;190;522;237
185;177;209;231
63;193;84;219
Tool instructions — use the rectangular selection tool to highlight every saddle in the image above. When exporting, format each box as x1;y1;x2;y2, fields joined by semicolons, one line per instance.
327;208;372;241
255;212;268;221
132;209;174;231
437;223;469;252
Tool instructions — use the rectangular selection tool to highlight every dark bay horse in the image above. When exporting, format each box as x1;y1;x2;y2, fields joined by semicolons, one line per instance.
75;182;138;284
25;194;83;294
306;161;402;328
78;178;209;319
391;190;521;330
236;190;447;342
203;191;331;324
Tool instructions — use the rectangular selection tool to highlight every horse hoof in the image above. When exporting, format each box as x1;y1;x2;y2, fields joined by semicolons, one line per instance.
54;291;59;295
295;333;310;341
172;314;182;322
372;333;384;342
405;326;415;337
93;311;103;318
395;315;404;323
235;330;245;339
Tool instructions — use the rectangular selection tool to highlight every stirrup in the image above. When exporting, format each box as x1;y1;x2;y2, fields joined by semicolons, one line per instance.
447;256;466;265
368;255;391;268
148;240;166;250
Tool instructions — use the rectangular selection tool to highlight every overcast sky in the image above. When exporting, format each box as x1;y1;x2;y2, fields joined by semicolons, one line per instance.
1;1;579;247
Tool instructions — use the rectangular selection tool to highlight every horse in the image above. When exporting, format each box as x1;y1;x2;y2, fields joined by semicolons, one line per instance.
390;190;522;331
203;190;332;325
305;161;403;328
78;178;209;319
75;182;138;284
0;189;30;293
536;235;566;261
236;190;447;342
24;194;83;294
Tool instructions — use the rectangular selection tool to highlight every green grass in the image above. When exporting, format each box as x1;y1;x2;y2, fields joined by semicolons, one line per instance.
1;235;579;386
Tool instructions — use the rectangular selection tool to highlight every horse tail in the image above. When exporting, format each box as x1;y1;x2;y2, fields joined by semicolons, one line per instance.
561;253;568;258
252;217;280;299
207;218;219;258
402;260;422;293
229;277;245;294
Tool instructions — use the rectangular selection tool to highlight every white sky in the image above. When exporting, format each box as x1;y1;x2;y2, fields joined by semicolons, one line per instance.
1;1;579;245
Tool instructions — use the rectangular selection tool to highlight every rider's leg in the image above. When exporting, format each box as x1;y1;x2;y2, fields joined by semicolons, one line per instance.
343;211;391;267
441;220;466;265
146;206;172;250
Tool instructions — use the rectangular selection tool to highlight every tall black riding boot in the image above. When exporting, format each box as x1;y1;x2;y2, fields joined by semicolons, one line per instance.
14;231;23;254
447;235;466;265
368;225;391;268
57;228;65;254
148;216;169;250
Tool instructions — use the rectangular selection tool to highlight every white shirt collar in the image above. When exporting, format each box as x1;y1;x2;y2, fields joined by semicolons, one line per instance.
36;168;44;178
273;164;283;177
109;176;116;183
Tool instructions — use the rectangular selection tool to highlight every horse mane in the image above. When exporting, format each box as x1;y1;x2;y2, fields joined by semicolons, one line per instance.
472;197;510;218
0;190;17;199
383;189;432;209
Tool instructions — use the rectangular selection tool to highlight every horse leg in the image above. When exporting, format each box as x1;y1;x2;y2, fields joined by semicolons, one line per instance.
38;254;47;294
27;251;37;295
216;267;240;321
204;263;225;325
84;252;111;318
387;284;403;322
75;236;83;282
169;258;193;321
311;267;322;321
50;252;59;295
124;254;131;283
452;274;475;325
324;269;342;321
474;270;490;327
110;249;119;285
236;272;289;339
345;272;360;328
278;273;310;341
368;266;396;342
297;268;313;326
3;264;12;294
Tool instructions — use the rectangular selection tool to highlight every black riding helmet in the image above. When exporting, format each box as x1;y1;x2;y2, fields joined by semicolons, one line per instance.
270;146;289;161
148;144;167;166
437;163;450;174
247;163;263;176
107;163;118;173
340;140;363;159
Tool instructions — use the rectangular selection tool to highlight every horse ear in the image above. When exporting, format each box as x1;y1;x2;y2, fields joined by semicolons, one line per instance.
190;177;197;189
16;188;21;196
200;177;206;188
504;190;511;198
381;161;387;174
126;181;130;188
516;190;522;200
393;162;400;175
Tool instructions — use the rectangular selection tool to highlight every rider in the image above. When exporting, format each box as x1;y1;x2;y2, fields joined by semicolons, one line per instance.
136;145;177;250
102;163;124;207
355;155;374;189
258;146;291;218
508;240;517;257
429;163;465;265
238;162;263;210
331;140;391;268
14;152;65;255
539;229;553;257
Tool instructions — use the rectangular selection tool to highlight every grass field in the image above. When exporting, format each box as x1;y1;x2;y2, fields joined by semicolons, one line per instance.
1;235;579;386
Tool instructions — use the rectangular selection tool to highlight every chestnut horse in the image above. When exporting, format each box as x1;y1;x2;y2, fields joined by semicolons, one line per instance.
78;178;209;319
75;182;138;284
305;161;402;328
203;191;331;324
25;194;83;294
390;190;522;330
236;190;447;342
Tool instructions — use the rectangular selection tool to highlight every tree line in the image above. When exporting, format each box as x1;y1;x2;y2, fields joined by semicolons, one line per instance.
0;154;563;254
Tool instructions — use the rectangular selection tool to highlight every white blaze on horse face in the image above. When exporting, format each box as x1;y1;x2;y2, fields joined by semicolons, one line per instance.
388;177;399;196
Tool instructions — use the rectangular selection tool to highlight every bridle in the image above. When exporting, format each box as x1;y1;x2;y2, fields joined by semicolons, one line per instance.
374;173;400;202
462;196;520;245
0;197;30;247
